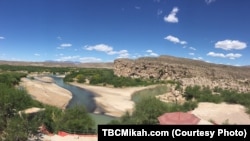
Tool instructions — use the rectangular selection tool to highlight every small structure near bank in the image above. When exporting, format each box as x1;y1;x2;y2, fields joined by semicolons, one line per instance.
158;112;201;125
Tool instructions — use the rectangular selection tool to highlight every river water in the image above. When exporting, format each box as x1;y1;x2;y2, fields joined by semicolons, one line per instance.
51;76;117;125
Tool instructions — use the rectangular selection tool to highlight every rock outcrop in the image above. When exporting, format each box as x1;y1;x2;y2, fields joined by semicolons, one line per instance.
114;55;250;93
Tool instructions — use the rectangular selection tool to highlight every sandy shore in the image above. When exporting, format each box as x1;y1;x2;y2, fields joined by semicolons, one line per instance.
191;102;250;124
20;77;72;109
69;82;154;117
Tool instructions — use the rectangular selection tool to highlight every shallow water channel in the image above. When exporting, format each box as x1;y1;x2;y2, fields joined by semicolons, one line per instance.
51;76;116;125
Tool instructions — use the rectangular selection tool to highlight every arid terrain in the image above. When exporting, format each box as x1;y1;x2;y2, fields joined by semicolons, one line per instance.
2;55;250;141
20;75;72;109
114;55;250;93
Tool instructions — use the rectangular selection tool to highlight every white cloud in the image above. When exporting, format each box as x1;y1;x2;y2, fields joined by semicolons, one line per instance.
56;55;80;62
84;44;113;52
146;50;153;53
189;47;196;50
84;44;130;58
207;52;225;58
61;43;72;47
205;0;216;5
207;52;242;59
57;43;72;49
215;40;247;50
55;55;102;62
225;53;242;59
164;35;187;45
145;49;159;57
193;57;203;60
149;52;159;57
107;50;127;55
34;53;40;56
79;57;102;63
0;36;5;40
189;53;195;56
164;7;179;23
117;52;130;58
108;50;130;58
180;41;187;45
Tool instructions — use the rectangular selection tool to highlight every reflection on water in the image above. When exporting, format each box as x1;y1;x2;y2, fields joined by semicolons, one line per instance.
52;76;96;112
51;76;117;124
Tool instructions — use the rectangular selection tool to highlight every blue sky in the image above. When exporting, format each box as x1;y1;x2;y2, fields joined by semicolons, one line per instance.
0;0;249;66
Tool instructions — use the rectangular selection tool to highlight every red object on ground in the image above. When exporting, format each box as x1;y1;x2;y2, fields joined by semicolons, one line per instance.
58;131;69;137
158;112;201;125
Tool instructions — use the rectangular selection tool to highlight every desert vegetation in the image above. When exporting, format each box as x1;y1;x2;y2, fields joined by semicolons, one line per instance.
109;83;250;125
63;68;165;87
1;63;250;139
184;85;250;113
0;64;72;74
0;72;96;140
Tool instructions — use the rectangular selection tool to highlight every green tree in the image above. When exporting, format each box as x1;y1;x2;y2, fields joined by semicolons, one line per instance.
56;105;95;134
132;96;169;124
2;114;42;141
76;74;85;83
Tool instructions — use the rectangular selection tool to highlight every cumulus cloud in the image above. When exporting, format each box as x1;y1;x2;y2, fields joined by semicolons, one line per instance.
85;44;113;52
145;49;159;57
0;36;5;40
207;52;242;59
84;44;130;58
57;43;72;49
225;53;242;59
164;35;187;45
117;51;130;58
164;7;179;23
207;52;225;58
205;0;216;5
215;40;247;50
34;53;40;56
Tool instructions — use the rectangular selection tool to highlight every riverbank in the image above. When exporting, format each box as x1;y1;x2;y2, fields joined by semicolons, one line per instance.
69;82;156;117
20;77;72;109
191;102;250;124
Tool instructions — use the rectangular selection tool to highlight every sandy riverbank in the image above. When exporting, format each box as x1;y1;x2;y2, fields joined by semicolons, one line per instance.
70;82;250;123
69;82;155;117
191;102;250;124
20;77;72;109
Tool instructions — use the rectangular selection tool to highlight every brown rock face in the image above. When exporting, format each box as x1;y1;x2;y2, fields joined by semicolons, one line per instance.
114;56;250;93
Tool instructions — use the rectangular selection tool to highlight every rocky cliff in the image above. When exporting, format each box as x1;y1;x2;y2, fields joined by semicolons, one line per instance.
114;55;250;93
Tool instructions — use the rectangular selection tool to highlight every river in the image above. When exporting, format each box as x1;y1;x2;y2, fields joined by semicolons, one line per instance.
51;76;117;125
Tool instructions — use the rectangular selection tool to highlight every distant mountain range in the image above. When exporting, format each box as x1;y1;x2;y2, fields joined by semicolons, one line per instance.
0;60;113;69
0;55;249;69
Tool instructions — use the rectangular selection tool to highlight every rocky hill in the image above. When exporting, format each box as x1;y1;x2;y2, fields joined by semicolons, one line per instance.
114;55;250;93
